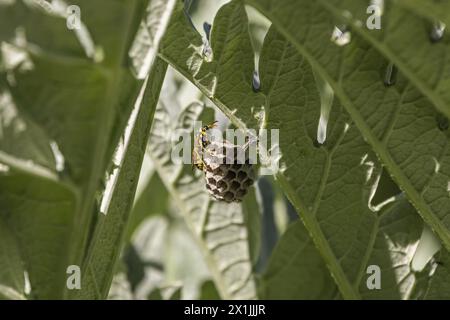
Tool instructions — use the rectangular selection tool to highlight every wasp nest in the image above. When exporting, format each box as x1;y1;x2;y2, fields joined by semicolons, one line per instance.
202;140;256;203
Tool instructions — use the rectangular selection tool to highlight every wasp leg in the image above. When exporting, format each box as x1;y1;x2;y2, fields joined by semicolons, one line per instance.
200;142;218;159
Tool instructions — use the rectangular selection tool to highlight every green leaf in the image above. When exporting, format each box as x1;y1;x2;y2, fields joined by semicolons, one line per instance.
0;217;25;300
2;0;448;301
396;0;450;29
359;197;424;299
157;0;450;299
68;0;150;65
9;53;110;185
247;0;450;251
0;82;56;174
0;285;26;300
0;172;75;299
424;250;450;299
148;97;260;299
310;0;450;120
0;0;88;58
73;58;167;299
0;1;17;42
160;1;380;299
259;220;339;299
199;280;221;300
260;29;383;299
1;55;76;300
159;0;264;130
0;0;158;299
261;197;428;300
129;0;177;78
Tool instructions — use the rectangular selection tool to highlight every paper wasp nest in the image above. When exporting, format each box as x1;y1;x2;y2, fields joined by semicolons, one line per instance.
202;140;256;203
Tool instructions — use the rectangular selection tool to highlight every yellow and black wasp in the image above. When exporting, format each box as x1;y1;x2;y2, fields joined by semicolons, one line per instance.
192;121;218;171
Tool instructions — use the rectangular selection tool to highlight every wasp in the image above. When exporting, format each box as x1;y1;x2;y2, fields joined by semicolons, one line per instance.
192;121;218;171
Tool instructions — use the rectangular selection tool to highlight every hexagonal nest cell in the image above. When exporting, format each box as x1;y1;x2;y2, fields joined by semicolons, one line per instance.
202;140;256;203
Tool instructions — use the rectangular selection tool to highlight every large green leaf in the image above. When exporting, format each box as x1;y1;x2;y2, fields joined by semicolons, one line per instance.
0;0;157;299
0;172;75;299
148;94;260;299
2;0;449;301
261;197;432;300
0;217;25;300
158;0;450;299
159;0;379;299
247;0;450;251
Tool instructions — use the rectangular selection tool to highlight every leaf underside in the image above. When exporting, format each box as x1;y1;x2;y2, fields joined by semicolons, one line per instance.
158;0;450;299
